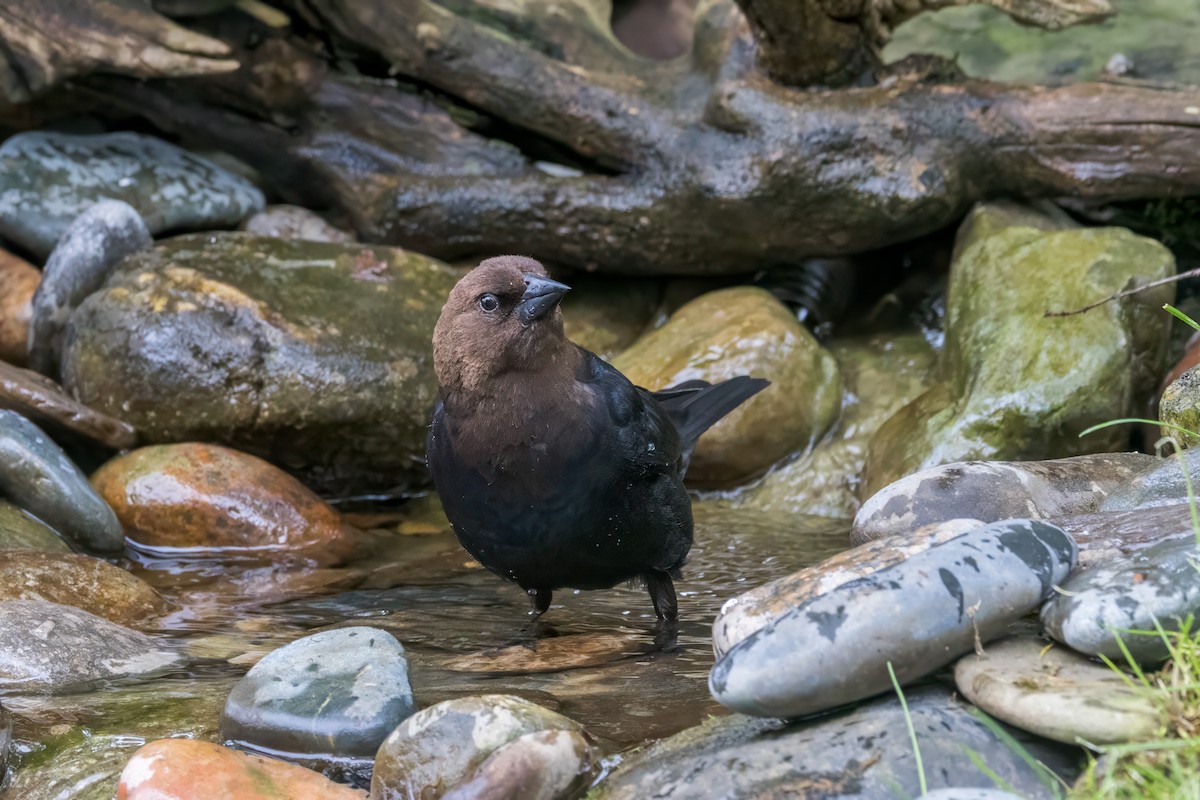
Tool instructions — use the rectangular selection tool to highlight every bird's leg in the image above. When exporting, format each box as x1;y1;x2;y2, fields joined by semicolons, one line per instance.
527;587;553;617
644;571;678;623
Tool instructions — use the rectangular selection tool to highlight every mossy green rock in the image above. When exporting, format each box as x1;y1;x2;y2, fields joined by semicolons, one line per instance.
1159;366;1200;448
863;203;1174;497
738;333;935;519
612;287;841;488
61;234;461;494
0;500;70;551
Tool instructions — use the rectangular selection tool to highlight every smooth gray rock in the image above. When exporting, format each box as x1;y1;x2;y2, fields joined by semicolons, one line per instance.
0;410;123;552
221;627;414;762
0;131;264;258
1099;450;1200;512
1042;535;1200;662
953;637;1162;745
710;519;1077;718
28;200;151;377
0;600;180;693
854;454;1155;544
592;687;1069;800
1058;504;1197;569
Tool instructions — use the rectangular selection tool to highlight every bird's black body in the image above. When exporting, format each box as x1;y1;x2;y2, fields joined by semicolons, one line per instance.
426;256;767;621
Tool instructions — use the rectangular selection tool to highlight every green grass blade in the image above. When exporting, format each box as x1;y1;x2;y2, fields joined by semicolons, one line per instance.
1165;303;1200;333
888;662;927;796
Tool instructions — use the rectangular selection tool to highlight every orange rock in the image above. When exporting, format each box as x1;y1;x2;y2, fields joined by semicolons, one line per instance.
0;550;170;627
92;443;358;566
117;739;366;800
0;250;39;366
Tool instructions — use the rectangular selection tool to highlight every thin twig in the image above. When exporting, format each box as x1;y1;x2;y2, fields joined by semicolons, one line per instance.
1044;267;1200;317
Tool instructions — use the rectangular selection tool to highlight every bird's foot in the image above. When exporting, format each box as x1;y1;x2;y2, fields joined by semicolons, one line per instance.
526;586;553;618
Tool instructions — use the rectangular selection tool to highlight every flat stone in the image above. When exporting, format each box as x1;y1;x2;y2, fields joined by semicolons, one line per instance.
954;637;1163;744
91;443;358;565
1099;450;1200;512
0;499;71;551
713;518;984;658
0;131;264;258
1042;535;1200;662
853;453;1155;544
118;739;366;800
0;248;39;366
442;730;595;800
0;550;169;627
0;410;124;552
445;632;651;675
221;627;415;762
0;360;138;450
592;687;1070;799
241;204;354;242
710;519;1077;718
0;600;179;693
28;199;151;377
371;695;587;800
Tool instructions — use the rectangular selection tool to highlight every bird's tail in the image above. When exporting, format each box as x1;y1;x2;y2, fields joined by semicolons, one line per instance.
651;376;770;452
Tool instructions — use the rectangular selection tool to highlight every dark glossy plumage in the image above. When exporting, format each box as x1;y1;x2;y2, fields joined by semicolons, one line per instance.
427;256;767;620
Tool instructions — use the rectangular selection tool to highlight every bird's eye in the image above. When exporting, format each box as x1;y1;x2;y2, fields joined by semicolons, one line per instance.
478;294;499;313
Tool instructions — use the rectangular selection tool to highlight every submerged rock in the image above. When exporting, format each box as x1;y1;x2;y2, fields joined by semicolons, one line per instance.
863;202;1174;496
241;204;354;243
954;637;1162;745
91;443;358;565
0;410;123;552
63;234;459;494
28;199;151;377
117;739;366;800
0;360;138;450
853;453;1155;543
1042;535;1200;662
371;695;591;800
0;551;169;627
738;333;935;519
0;249;39;366
0;131;264;258
612;286;841;488
445;632;650;675
0;600;179;693
710;519;1077;718
592;687;1068;799
221;627;414;766
0;499;70;551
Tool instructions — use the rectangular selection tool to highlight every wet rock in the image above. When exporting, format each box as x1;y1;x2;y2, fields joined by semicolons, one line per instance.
1099;450;1200;512
221;627;414;765
918;792;1025;800
712;518;984;657
63;234;459;494
0;131;264;258
0;248;39;366
241;204;355;242
117;739;366;800
738;333;936;519
445;632;650;675
0;600;179;693
1159;366;1200;447
371;695;588;800
863;202;1174;497
28;199;151;377
91;443;358;565
560;274;661;361
1058;504;1198;569
0;701;9;772
1042;535;1200;662
853;453;1155;544
593;687;1068;799
954;637;1162;745
611;286;841;488
0;410;123;552
0;551;169;627
710;519;1077;718
442;729;595;800
0;499;70;551
0;360;138;450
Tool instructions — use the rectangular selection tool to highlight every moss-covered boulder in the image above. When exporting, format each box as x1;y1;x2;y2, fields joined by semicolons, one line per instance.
862;203;1175;497
62;234;461;494
612;287;841;488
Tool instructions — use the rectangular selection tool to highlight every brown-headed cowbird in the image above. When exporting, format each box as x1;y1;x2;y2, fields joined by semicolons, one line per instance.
427;256;768;621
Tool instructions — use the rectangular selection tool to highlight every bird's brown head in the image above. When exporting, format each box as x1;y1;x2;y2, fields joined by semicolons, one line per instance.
433;255;573;399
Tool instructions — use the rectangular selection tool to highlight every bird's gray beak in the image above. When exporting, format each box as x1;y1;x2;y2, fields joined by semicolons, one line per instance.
518;273;571;325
